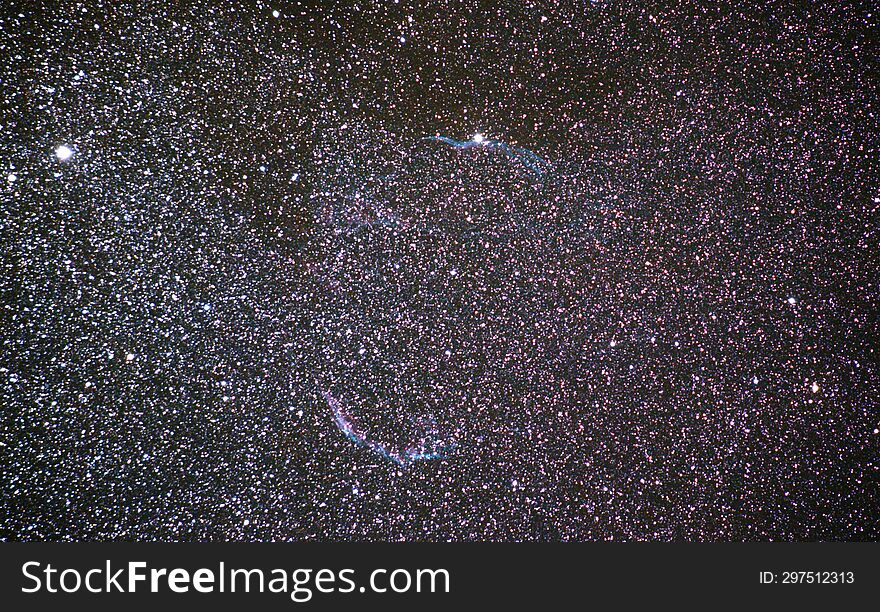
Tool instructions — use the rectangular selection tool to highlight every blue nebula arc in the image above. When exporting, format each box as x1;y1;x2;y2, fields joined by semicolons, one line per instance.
324;391;451;466
421;135;551;177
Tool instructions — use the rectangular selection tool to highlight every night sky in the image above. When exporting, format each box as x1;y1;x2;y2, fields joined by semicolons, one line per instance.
2;1;878;541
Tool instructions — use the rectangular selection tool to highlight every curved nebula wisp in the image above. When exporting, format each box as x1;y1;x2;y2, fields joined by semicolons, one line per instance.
324;391;452;466
421;135;552;177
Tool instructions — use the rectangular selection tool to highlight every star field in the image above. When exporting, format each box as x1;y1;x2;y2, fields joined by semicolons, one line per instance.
1;1;878;541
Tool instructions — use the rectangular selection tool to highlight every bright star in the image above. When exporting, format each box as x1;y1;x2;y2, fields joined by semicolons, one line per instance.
55;145;73;161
